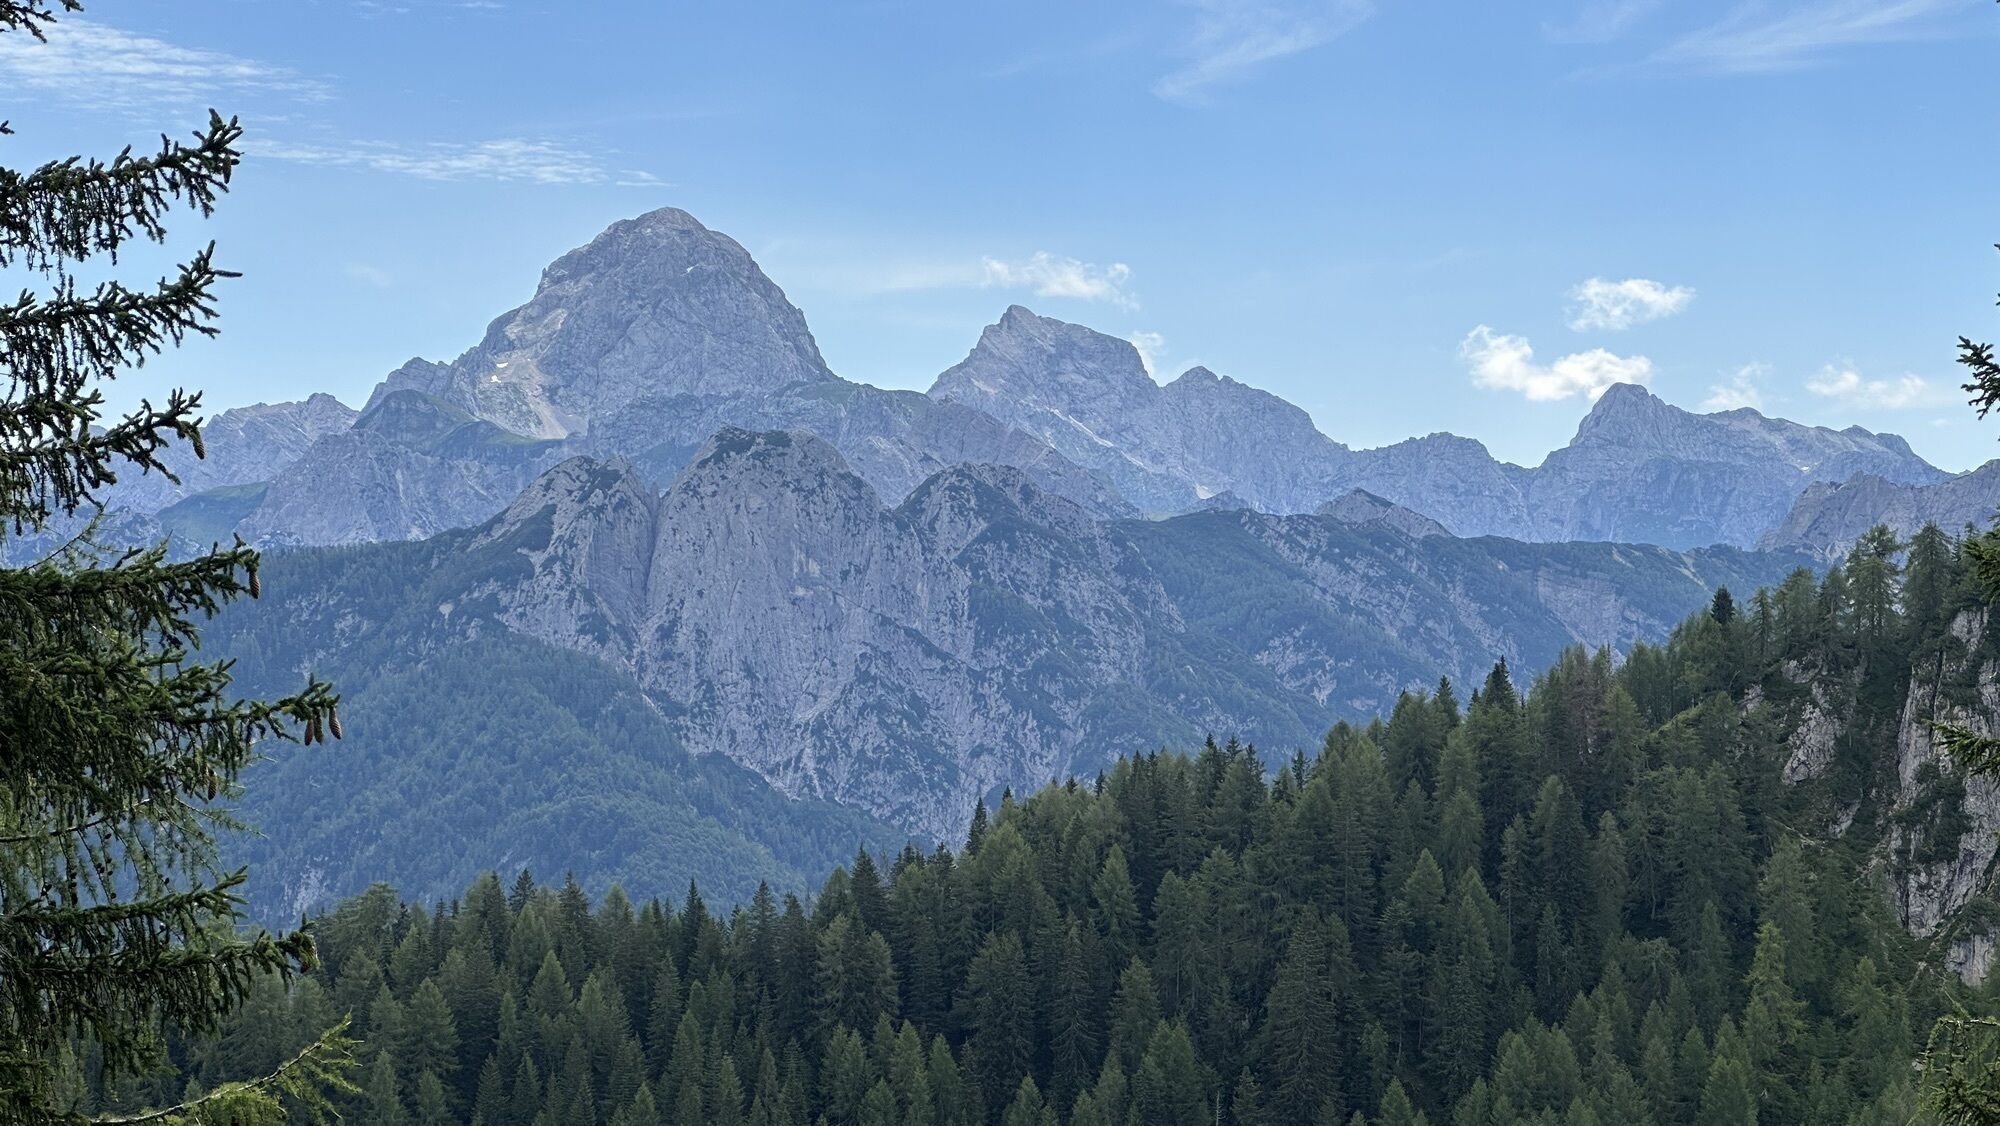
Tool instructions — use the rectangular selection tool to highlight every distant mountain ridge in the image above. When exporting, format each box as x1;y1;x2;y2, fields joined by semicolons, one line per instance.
77;204;1983;560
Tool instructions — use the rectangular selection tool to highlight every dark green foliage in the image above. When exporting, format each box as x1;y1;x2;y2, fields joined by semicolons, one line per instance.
85;542;2000;1123
0;2;353;1120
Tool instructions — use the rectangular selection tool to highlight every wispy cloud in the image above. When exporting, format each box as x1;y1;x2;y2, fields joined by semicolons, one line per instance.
1461;325;1652;401
1154;0;1373;103
1547;0;1662;44
1804;363;1947;409
1566;276;1695;331
0;17;329;111
252;138;667;187
982;253;1139;309
1654;0;1959;73
1702;362;1769;411
814;251;1140;309
0;16;650;191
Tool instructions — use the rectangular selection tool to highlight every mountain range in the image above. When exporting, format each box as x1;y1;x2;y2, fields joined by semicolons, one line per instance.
85;205;1991;559
69;204;1999;912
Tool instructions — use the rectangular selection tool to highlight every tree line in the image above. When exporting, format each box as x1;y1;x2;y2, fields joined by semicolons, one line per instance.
70;522;2000;1124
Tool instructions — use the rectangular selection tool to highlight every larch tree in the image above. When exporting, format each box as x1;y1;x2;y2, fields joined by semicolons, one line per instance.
0;1;350;1121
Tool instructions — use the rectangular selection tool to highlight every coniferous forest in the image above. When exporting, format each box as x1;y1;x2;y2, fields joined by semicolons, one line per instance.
12;2;2000;1124
69;526;2000;1125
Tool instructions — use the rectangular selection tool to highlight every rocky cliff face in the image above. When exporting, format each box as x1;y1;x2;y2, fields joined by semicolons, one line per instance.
1889;609;2000;982
411;430;1804;838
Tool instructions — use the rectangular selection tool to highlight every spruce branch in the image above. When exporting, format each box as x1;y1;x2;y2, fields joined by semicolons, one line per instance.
0;111;240;271
0;1;79;42
86;1018;358;1126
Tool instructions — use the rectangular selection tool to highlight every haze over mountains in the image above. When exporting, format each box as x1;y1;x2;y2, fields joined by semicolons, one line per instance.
93;206;1988;560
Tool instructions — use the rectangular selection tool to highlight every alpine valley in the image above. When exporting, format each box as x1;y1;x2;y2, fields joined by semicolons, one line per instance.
82;208;2000;918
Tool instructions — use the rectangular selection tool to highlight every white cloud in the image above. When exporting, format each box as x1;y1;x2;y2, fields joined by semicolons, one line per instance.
982;252;1138;309
1461;325;1652;402
1154;0;1373;102
252;138;665;187
1804;363;1946;409
1566;276;1695;331
1702;363;1769;411
0;18;328;111
1128;331;1168;377
1655;0;1958;73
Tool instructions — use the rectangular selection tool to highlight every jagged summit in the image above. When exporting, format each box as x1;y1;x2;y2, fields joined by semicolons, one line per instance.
398;207;837;440
1167;365;1227;386
936;305;1158;405
1568;380;1936;477
1569;382;1681;446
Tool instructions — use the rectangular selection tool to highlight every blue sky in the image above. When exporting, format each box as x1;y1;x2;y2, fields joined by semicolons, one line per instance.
5;0;1996;468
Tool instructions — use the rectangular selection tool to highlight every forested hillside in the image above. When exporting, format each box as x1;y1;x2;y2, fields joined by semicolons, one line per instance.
77;523;2000;1124
204;535;909;919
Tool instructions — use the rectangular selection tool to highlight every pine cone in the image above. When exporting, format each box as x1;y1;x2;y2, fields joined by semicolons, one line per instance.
328;708;343;740
247;566;260;599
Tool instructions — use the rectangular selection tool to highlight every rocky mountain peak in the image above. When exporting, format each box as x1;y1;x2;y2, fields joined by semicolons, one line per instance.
932;306;1158;414
481;455;652;540
1565;381;1939;480
1315;488;1451;539
427;207;836;440
669;427;880;511
897;461;1100;557
1570;382;1677;446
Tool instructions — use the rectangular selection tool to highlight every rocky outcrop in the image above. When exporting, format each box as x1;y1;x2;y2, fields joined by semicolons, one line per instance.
1890;609;2000;982
236;392;568;546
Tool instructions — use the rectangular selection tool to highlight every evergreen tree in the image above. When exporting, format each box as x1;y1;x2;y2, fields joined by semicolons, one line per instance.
363;1052;412;1126
1260;921;1341;1121
0;4;351;1120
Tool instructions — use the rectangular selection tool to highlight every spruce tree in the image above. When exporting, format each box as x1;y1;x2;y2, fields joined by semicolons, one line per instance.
0;2;351;1121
